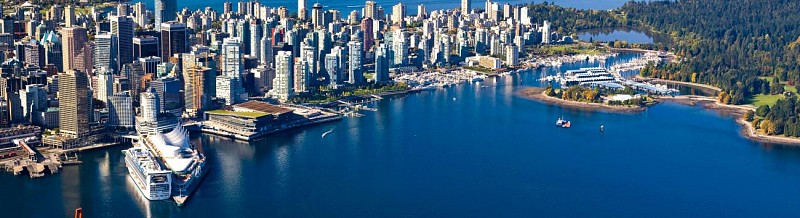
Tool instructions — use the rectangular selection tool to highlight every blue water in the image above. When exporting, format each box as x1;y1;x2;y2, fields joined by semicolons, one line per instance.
127;0;633;15
578;29;655;44
4;53;800;217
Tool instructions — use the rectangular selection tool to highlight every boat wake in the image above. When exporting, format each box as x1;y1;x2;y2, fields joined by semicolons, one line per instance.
322;128;335;138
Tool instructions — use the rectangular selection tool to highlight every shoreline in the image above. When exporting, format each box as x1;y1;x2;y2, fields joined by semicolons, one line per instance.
517;87;647;113
634;75;722;95
656;96;800;146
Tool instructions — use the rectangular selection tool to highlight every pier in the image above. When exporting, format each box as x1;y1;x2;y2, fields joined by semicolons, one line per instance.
199;101;344;141
4;152;78;178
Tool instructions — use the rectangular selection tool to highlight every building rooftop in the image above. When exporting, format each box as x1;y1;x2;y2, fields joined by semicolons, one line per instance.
206;110;269;118
234;101;294;115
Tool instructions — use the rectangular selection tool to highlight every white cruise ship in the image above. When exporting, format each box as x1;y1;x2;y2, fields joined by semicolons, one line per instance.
140;124;207;206
123;146;172;201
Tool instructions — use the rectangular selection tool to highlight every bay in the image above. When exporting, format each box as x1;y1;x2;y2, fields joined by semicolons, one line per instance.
4;52;800;217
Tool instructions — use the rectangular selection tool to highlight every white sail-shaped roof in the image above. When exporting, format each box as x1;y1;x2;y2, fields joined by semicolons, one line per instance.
147;124;195;173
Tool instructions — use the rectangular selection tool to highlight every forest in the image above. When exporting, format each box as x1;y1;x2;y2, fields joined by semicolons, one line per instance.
620;0;800;137
622;0;800;105
526;1;800;136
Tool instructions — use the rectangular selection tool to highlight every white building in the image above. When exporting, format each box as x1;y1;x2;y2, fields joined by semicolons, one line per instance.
542;20;551;44
505;45;519;66
217;37;245;105
347;41;363;85
271;51;294;102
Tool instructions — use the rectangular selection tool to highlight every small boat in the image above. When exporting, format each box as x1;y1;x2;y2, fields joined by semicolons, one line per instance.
600;125;604;133
556;117;566;126
322;128;334;138
556;117;571;128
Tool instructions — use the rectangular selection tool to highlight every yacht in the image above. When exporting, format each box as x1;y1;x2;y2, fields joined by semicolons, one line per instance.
123;146;172;201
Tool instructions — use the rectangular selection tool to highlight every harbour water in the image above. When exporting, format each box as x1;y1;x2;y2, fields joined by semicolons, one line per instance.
577;28;655;44
4;52;800;217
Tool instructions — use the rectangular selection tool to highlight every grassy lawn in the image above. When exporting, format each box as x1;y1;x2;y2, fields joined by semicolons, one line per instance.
748;76;797;107
525;43;606;56
752;94;784;107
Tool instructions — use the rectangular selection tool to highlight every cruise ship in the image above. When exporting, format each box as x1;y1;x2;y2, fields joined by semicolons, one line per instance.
139;124;207;206
123;146;172;201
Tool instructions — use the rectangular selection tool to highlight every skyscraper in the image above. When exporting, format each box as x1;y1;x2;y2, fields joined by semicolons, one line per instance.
236;19;251;55
133;36;159;59
108;91;134;128
361;17;374;51
312;3;324;29
155;0;177;31
61;27;93;74
123;61;144;99
139;88;159;123
117;3;130;16
298;0;307;20
217;38;244;105
221;38;243;80
325;53;339;88
65;5;76;27
94;32;117;72
19;84;47;123
364;1;377;19
59;70;92;138
133;2;148;27
95;68;114;105
392;30;408;66
160;22;187;59
392;3;406;28
184;67;213;116
111;15;135;71
375;42;390;83
294;57;309;93
224;1;233;14
249;20;262;58
40;31;62;72
462;0;471;15
542;20;551;44
347;41;364;85
260;36;273;67
505;44;519;66
272;51;293;102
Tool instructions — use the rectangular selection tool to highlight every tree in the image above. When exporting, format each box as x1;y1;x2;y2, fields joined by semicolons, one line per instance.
756;105;771;117
770;82;785;94
718;91;730;104
546;86;557;97
761;119;776;135
743;110;755;121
